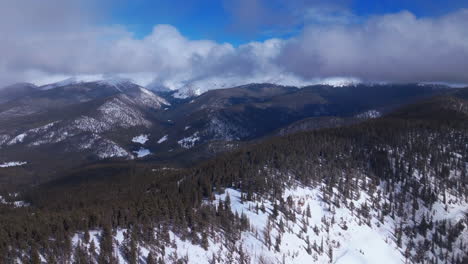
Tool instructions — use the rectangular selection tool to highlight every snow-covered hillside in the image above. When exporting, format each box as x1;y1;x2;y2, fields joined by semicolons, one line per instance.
67;176;467;264
0;87;169;160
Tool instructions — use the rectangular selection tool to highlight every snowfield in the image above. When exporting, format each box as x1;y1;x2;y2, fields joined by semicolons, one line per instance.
157;135;168;144
134;148;151;158
209;186;404;264
69;173;467;264
0;161;27;168
132;134;149;144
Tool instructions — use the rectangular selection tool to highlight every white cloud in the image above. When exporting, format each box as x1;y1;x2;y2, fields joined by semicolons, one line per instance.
277;9;468;83
0;1;467;91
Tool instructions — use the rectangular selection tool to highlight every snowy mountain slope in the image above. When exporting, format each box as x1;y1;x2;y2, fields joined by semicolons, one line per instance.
0;81;171;168
66;162;467;264
0;83;463;187
1;91;467;263
39;76;134;90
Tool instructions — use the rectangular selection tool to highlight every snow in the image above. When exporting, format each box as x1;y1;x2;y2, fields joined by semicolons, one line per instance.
356;110;381;119
170;74;313;99
320;77;360;87
0;193;30;207
97;143;133;159
157;135;168;144
73;96;151;134
97;77;133;89
96;96;152;129
134;147;151;158
0;134;10;146
206;185;404;264
13;201;30;207
184;126;190;131
40;77;82;90
133;87;170;109
132;134;149;144
78;134;133;160
177;132;200;149
40;76;131;90
66;172;466;264
7;133;26;145
0;161;27;168
5;122;61;146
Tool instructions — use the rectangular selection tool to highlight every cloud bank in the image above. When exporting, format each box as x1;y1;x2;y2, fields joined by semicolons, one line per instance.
1;0;468;92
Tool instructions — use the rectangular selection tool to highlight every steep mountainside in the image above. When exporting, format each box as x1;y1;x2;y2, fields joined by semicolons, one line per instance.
0;82;458;185
0;80;169;183
0;93;466;263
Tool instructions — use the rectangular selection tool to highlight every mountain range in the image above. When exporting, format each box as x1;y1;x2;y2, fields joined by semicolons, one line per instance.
0;79;466;264
0;79;454;185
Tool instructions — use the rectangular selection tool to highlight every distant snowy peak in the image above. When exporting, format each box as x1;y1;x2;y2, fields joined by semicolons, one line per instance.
170;76;363;98
96;77;133;88
173;85;204;99
40;77;89;90
38;77;169;108
319;77;360;87
39;76;137;91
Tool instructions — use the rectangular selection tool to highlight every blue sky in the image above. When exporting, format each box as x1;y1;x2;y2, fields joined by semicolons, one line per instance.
110;0;468;44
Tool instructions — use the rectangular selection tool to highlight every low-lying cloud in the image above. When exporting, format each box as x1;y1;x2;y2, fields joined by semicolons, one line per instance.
1;0;467;91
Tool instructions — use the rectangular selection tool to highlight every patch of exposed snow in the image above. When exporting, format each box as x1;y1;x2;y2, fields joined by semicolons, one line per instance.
0;194;30;207
0;161;27;168
13;201;30;207
134;148;151;158
132;134;149;144
97;142;133;159
178;132;200;149
7;133;26;145
157;135;168;144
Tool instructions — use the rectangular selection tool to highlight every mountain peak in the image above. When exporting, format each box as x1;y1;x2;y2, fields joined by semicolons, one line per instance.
96;77;134;87
39;76;138;90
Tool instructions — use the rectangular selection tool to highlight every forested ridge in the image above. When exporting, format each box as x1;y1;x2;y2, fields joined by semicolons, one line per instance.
0;94;467;263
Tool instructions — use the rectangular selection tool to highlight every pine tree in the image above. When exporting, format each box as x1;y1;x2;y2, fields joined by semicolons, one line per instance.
146;252;157;264
73;243;90;264
30;244;41;264
201;231;209;250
